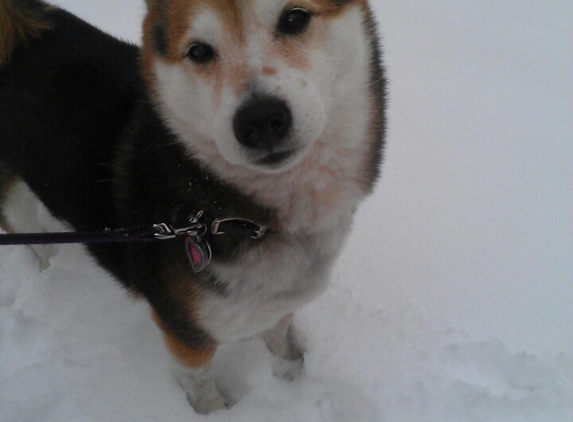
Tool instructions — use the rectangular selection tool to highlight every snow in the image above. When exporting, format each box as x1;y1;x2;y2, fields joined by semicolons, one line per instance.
1;1;572;421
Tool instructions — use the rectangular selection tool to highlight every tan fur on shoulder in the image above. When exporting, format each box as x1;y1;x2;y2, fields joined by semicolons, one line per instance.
0;0;54;66
152;311;217;369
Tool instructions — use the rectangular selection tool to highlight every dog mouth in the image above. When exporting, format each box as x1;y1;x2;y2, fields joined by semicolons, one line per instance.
256;149;297;167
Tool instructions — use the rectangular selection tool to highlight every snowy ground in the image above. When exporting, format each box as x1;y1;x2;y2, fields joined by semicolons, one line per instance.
1;1;571;421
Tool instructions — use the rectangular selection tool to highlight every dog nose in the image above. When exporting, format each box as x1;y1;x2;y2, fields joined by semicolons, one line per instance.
233;98;292;149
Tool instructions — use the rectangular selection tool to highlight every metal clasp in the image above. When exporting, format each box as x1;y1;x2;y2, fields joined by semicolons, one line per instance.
153;223;177;240
210;218;268;240
153;211;208;241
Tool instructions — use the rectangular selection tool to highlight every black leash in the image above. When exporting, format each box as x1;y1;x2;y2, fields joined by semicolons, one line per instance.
0;212;268;273
0;226;160;245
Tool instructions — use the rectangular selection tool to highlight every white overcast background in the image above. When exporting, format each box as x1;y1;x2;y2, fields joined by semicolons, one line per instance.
1;1;571;421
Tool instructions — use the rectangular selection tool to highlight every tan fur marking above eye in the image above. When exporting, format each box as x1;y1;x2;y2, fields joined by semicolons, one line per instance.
285;0;361;16
160;0;246;61
141;0;250;96
152;311;217;369
164;0;197;60
207;0;244;42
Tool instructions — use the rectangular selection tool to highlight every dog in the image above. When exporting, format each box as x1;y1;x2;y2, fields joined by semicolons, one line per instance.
0;0;385;414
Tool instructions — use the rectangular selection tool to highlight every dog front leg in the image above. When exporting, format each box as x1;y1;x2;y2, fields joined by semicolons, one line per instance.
0;179;56;270
152;313;228;414
263;313;304;380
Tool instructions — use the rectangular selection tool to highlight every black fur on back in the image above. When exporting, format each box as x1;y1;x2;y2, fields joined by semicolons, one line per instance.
0;5;141;277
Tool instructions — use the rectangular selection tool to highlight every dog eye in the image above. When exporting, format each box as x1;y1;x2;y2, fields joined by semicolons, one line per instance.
278;8;312;36
186;42;216;64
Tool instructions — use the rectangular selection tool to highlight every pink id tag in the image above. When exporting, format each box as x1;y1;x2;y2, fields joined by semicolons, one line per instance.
185;235;212;273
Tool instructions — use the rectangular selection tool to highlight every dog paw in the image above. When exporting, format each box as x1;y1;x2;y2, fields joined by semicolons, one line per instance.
31;244;56;271
186;387;230;415
272;356;304;381
263;317;304;360
175;367;231;414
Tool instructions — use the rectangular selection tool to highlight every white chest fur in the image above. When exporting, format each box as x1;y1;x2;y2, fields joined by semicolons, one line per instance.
197;211;354;343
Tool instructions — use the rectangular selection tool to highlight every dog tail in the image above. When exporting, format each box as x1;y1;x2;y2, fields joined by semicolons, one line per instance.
0;0;53;66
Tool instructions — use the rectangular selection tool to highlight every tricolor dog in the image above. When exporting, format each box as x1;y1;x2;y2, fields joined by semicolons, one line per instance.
0;0;385;414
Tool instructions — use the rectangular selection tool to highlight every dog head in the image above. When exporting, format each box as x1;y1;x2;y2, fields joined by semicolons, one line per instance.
142;0;375;174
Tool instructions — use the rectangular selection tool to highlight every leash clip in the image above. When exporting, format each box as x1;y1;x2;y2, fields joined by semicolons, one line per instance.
153;211;208;241
153;223;178;240
211;218;267;240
